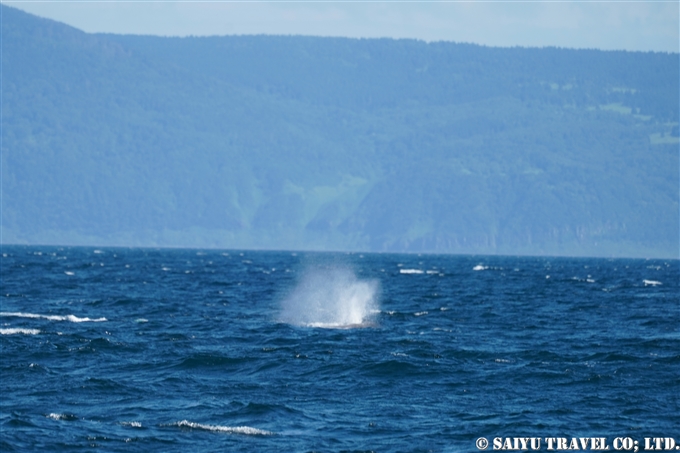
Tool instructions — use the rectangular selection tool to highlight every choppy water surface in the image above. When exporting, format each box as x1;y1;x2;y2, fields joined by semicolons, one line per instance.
1;246;678;452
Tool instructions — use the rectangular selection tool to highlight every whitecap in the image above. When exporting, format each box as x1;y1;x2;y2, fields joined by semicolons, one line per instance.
304;321;375;329
0;328;40;335
643;280;662;286
64;271;75;276
414;311;428;316
173;420;273;436
120;421;142;428
0;312;107;322
399;269;423;274
47;413;77;421
473;265;487;271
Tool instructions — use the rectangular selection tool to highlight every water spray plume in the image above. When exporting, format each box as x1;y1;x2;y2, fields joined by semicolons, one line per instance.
279;267;380;328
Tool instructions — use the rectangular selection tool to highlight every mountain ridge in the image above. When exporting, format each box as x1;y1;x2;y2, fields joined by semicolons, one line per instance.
2;5;678;258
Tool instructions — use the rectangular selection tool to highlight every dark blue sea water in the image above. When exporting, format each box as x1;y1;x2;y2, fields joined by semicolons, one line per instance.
1;246;678;452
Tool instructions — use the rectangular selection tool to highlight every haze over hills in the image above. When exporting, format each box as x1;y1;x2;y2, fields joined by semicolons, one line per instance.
2;5;678;258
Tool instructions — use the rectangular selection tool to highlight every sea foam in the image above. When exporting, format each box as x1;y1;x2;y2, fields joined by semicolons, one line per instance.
46;413;78;421
400;269;424;274
120;421;142;428
279;266;379;328
173;420;272;435
0;312;107;322
0;328;40;335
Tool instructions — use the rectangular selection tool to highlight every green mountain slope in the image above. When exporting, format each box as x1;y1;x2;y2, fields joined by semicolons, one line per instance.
2;5;678;257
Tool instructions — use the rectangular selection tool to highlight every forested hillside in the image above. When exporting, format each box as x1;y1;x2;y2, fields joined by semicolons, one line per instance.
2;5;678;257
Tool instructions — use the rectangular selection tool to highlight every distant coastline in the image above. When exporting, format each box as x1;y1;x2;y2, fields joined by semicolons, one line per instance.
2;5;678;259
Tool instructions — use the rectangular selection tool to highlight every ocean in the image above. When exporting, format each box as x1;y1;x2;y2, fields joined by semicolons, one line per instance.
1;246;678;452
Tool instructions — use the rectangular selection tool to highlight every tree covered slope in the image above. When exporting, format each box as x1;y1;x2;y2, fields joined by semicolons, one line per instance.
2;5;678;257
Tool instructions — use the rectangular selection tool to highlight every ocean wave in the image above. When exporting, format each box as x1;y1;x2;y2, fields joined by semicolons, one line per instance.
120;421;142;428
473;264;505;271
46;413;78;421
399;269;424;274
0;328;40;335
303;321;376;329
172;420;273;436
0;312;107;322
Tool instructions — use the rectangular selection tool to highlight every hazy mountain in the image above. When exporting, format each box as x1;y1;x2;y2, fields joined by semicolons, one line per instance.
2;5;678;257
